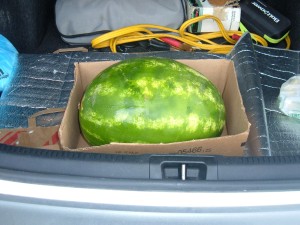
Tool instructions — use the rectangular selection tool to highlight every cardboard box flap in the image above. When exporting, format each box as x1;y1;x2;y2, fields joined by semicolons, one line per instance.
72;132;247;156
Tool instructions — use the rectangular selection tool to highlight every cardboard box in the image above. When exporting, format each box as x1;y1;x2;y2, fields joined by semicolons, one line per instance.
0;108;65;150
59;59;250;156
185;0;241;33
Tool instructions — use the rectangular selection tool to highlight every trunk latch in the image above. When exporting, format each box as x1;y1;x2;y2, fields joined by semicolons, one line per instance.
150;156;218;180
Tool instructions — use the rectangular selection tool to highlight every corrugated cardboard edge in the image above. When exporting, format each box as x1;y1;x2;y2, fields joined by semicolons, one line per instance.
63;133;249;156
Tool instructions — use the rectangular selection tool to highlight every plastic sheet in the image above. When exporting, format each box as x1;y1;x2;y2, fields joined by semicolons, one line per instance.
228;36;270;156
0;54;73;128
255;46;300;156
278;76;300;119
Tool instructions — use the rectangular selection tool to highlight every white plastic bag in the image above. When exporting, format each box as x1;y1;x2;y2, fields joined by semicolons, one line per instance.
279;76;300;119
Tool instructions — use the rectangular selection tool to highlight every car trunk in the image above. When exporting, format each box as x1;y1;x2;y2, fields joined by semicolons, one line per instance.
0;0;300;224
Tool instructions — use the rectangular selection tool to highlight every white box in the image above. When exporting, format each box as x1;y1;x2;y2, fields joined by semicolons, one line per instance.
185;0;241;33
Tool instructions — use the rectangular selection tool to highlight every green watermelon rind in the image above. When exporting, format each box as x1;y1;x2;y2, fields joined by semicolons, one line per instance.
79;57;226;146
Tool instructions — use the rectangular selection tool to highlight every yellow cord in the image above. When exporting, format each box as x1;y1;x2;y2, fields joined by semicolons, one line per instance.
91;15;289;54
285;35;291;49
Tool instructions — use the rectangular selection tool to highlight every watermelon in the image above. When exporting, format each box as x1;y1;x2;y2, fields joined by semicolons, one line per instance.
79;57;226;146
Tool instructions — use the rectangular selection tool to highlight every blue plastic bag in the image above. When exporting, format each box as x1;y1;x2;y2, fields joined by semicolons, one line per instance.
0;34;18;92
